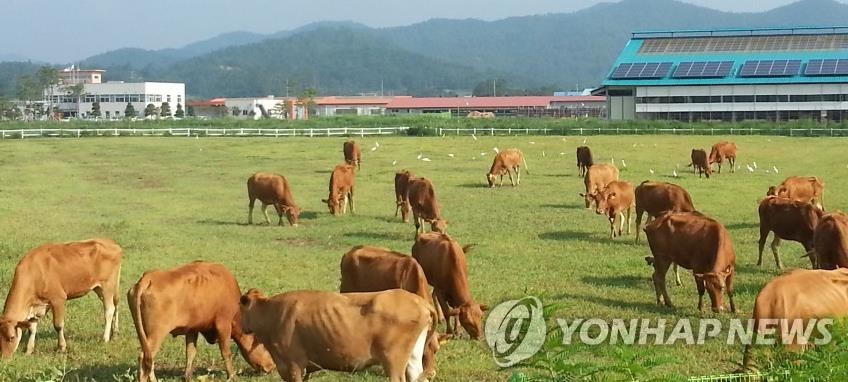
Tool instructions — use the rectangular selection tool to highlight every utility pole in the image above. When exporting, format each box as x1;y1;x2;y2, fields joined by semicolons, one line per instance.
493;79;496;97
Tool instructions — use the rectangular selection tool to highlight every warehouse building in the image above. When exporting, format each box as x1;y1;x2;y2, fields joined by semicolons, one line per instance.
594;26;848;122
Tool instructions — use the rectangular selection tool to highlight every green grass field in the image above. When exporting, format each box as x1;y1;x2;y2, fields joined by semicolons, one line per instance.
0;135;845;381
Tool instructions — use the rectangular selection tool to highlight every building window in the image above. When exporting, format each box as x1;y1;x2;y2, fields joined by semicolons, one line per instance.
130;94;140;102
85;95;96;102
100;95;110;103
242;110;248;116
177;95;182;104
167;95;171;103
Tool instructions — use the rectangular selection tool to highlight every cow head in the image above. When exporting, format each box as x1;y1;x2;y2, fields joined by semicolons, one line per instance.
322;195;344;215
592;190;615;216
284;205;301;226
0;317;26;360
232;323;275;374
695;271;729;313
486;173;496;188
431;219;448;234
422;332;451;380
239;289;265;335
448;303;489;339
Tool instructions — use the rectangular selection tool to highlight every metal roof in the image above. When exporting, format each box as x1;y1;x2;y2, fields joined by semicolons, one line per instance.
385;96;605;109
601;26;848;87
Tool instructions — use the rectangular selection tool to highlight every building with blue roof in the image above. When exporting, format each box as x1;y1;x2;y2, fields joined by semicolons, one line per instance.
593;26;848;121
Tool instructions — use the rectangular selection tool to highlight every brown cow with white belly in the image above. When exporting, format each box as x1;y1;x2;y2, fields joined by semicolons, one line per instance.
767;176;825;210
128;262;274;381
412;232;487;339
708;141;737;173
395;170;415;222
247;172;301;226
407;177;447;235
810;212;848;270
486;148;528;187
589;180;635;239
240;288;442;382
0;239;122;359
757;196;823;269
322;164;356;215
579;163;619;209
343;140;361;169
644;212;736;313
742;268;848;369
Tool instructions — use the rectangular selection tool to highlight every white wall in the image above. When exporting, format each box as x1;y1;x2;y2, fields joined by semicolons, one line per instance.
49;82;185;118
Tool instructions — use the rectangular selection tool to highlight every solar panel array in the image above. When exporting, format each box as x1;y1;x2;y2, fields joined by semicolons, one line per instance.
805;59;848;75
672;61;734;78
609;62;673;79
639;34;848;54
738;60;802;77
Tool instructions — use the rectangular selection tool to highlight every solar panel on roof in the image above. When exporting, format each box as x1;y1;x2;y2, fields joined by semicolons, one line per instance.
609;62;673;79
671;61;734;78
804;59;848;76
738;60;801;77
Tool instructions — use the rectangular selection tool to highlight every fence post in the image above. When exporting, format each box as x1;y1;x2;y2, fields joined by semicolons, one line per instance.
490;127;494;136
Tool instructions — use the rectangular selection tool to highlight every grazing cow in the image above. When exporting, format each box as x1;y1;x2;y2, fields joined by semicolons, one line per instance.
0;239;122;359
589;180;635;239
634;181;696;285
411;232;488;339
708;141;737;173
742;268;848;369
322;164;356;215
340;246;431;302
343;140;361;169
407;177;447;235
240;289;442;382
576;146;593;177
810;212;848;270
757;196;822;269
644;212;736;313
394;170;415;223
688;149;711;178
579;163;619;209
128;262;274;381
486;148;528;187
247;172;301;226
767;176;825;210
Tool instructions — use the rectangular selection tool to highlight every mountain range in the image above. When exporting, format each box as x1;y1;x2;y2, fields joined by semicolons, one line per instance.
3;0;848;99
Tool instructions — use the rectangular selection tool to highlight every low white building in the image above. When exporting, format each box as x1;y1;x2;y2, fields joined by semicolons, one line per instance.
223;97;287;120
49;81;185;119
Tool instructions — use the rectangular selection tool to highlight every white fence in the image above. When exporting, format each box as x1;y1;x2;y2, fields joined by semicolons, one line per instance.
0;126;410;139
434;126;848;137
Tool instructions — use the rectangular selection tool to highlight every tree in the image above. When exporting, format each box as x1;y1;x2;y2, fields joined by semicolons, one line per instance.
15;74;41;104
124;102;137;118
66;83;86;117
186;105;195;117
144;103;157;117
159;101;171;117
36;66;60;119
90;101;101;117
297;88;318;119
174;103;184;118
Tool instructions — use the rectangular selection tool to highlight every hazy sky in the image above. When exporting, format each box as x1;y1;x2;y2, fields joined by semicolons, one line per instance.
0;0;829;63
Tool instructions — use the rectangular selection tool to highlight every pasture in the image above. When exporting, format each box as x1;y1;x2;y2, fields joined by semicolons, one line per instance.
0;134;845;381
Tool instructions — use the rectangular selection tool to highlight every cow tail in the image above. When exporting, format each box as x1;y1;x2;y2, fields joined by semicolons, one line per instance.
521;153;529;175
129;277;151;355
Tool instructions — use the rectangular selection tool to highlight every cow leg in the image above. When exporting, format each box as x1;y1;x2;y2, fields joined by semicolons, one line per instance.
184;332;198;381
516;166;521;185
634;210;644;243
50;300;67;352
726;271;737;313
349;188;355;214
405;328;429;382
618;212;625;237
435;290;454;334
24;321;37;355
730;157;736;173
695;276;706;312
757;228;769;267
261;204;272;224
274;204;285;226
651;260;673;307
608;216;615;239
94;285;117;342
139;328;166;382
770;237;784;269
216;322;236;380
507;170;515;187
625;207;632;235
673;264;682;286
248;198;256;224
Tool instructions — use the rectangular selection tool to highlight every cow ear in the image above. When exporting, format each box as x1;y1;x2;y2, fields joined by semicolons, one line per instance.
321;198;329;203
579;193;586;197
479;304;489;312
462;244;475;254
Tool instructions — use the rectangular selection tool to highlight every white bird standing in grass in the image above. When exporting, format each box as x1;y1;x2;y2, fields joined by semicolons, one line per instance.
773;166;779;174
582;137;588;144
753;161;758;169
610;156;615;165
650;169;655;175
672;169;678;178
493;147;500;153
448;153;455;158
542;151;546;157
392;160;397;166
370;146;377;152
746;164;755;172
417;153;423;160
480;152;487;156
472;134;478;141
422;158;432;162
529;141;536;144
560;152;566;155
621;159;627;168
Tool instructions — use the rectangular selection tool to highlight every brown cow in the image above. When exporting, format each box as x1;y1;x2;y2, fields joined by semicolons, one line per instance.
411;232;488;339
407;177;447;235
810;212;848;270
579;163;619;209
688;149;711;178
486;148;528;187
644;212;736;313
708;141;737;173
589;180;635;239
240;289;442;382
576;146;593;177
128;262;274;381
767;176;825;210
742;268;848;369
394;170;415;223
322;164;356;215
247;172;301;226
343;140;361;169
757;196;822;269
340;245;431;302
0;239;122;359
634;181;696;285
